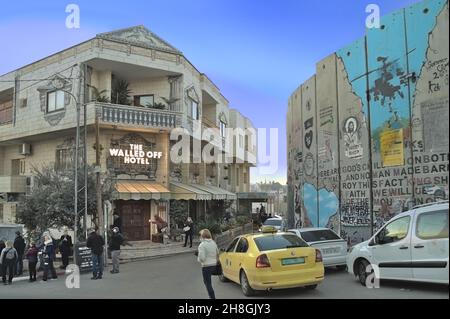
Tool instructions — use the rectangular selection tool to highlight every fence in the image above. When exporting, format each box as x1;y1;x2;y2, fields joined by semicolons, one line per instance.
214;223;253;249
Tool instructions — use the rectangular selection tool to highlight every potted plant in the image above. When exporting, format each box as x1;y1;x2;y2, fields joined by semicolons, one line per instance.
111;79;132;105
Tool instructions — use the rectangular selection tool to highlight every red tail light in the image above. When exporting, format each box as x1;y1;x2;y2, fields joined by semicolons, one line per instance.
256;254;271;268
315;249;323;263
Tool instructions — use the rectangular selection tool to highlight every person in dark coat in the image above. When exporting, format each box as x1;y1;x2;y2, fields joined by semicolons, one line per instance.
183;217;194;248
113;214;122;233
59;227;72;269
41;235;57;281
14;231;26;276
109;227;123;274
86;228;105;280
25;242;38;282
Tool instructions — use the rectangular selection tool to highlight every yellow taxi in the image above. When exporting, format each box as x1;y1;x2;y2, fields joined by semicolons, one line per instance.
219;226;325;296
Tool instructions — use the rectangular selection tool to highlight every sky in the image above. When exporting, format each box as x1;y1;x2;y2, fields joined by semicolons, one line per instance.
0;0;419;184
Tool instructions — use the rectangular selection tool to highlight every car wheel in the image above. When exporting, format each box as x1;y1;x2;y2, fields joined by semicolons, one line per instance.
240;270;256;297
219;272;230;283
336;265;347;271
305;284;318;290
357;259;371;286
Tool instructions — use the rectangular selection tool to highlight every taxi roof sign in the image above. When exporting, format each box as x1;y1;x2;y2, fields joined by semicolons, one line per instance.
261;225;278;233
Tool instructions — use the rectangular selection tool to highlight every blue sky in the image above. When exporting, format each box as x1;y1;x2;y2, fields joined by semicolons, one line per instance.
0;0;418;183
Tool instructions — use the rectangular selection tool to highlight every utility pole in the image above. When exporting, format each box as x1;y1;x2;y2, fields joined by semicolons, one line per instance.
95;110;103;232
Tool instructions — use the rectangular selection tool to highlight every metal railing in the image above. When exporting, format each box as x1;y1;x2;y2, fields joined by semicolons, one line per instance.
215;223;253;249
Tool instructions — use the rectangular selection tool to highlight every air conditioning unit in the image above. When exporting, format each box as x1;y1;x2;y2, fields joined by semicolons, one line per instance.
19;143;31;156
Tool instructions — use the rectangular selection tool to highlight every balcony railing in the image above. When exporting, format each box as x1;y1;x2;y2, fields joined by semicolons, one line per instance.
95;102;181;129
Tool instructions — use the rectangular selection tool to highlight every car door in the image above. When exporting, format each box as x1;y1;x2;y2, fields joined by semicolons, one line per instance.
369;215;413;280
233;237;250;278
221;237;240;282
411;207;449;283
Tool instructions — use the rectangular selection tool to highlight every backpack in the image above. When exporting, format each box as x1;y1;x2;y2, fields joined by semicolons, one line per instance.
2;249;16;263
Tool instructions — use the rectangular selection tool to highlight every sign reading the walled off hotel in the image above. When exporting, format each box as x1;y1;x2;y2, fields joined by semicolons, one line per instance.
107;133;159;179
109;144;163;164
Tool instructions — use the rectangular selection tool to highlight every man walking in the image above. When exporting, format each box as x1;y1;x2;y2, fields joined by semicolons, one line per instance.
59;227;73;269
14;231;26;276
109;227;123;274
86;228;105;280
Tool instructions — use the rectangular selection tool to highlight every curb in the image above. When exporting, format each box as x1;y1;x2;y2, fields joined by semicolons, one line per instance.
12;269;69;283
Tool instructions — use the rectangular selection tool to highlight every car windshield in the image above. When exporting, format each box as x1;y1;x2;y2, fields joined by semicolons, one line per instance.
254;234;308;251
264;219;282;226
300;229;341;242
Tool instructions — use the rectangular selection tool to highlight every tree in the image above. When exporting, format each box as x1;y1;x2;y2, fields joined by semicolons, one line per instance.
16;165;114;240
169;200;188;229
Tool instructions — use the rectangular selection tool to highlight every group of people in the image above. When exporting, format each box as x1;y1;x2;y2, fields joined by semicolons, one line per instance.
0;229;73;285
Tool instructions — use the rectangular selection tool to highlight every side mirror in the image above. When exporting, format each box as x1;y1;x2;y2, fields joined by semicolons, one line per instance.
368;238;377;246
219;248;225;253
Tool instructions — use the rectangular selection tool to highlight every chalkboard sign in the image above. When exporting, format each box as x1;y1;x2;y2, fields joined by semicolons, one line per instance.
74;243;92;273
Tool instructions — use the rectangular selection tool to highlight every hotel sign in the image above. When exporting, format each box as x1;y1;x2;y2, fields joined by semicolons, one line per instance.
109;144;163;165
107;133;159;179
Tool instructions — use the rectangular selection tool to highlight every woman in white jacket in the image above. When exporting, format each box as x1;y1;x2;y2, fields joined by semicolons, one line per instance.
197;229;219;299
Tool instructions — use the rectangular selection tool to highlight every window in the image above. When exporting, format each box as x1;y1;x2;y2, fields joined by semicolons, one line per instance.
0;204;3;223
134;95;154;108
300;229;341;242
235;238;249;253
416;210;449;240
239;135;243;148
226;237;240;252
191;100;199;120
55;149;73;171
236;167;240;186
220;121;226;138
47;91;65;112
0;100;13;125
377;216;410;245
254;234;308;252
243;170;248;185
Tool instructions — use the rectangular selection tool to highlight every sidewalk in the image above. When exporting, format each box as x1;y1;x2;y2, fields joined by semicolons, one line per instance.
12;240;199;283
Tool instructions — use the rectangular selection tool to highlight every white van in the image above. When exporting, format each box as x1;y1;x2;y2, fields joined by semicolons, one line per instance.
347;201;449;285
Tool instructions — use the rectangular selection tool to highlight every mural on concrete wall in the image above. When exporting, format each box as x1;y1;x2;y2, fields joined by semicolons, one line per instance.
288;0;449;243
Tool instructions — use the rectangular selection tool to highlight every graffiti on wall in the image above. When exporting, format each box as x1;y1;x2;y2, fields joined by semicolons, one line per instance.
287;0;449;243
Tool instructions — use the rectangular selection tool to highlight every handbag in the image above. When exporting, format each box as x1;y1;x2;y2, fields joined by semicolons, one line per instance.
211;262;222;276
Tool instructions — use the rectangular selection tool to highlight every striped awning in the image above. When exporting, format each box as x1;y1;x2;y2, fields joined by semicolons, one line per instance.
114;180;170;201
191;184;237;200
170;182;212;201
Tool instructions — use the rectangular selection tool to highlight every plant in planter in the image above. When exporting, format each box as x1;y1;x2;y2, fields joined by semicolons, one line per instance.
88;85;110;103
111;79;132;105
147;102;166;110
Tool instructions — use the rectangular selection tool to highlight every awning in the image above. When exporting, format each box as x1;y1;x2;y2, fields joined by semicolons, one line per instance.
237;192;268;200
114;180;170;201
191;184;237;200
170;182;212;201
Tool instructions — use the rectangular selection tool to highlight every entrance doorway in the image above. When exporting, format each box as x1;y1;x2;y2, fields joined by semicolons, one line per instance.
115;200;151;241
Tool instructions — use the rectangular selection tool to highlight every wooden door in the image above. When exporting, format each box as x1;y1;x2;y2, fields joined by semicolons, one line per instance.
116;200;151;241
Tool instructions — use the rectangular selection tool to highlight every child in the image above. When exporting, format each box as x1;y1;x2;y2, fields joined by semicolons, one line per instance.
25;242;38;282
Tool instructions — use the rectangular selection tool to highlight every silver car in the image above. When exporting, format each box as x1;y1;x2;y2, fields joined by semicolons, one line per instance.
288;227;347;269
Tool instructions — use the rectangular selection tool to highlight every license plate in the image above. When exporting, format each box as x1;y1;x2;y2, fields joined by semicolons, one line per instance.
281;257;305;265
322;247;339;255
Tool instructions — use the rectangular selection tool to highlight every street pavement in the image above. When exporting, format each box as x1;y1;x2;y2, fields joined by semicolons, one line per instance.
0;253;448;299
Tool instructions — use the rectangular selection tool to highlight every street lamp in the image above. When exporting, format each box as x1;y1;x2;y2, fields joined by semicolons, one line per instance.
38;79;86;263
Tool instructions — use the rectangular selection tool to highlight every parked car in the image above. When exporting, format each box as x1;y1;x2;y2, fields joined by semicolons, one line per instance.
287;227;347;269
423;185;448;199
219;226;325;296
347;201;449;286
261;217;286;231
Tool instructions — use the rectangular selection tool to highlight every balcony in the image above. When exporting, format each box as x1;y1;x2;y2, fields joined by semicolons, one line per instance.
0;176;27;193
94;102;181;130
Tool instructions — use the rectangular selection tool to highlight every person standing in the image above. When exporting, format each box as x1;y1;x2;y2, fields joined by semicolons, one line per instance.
41;235;57;281
0;239;5;278
0;241;18;285
109;227;123;274
113;213;122;233
14;231;26;276
183;217;194;248
25;242;38;282
86;228;105;280
196;229;219;299
59;227;73;269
